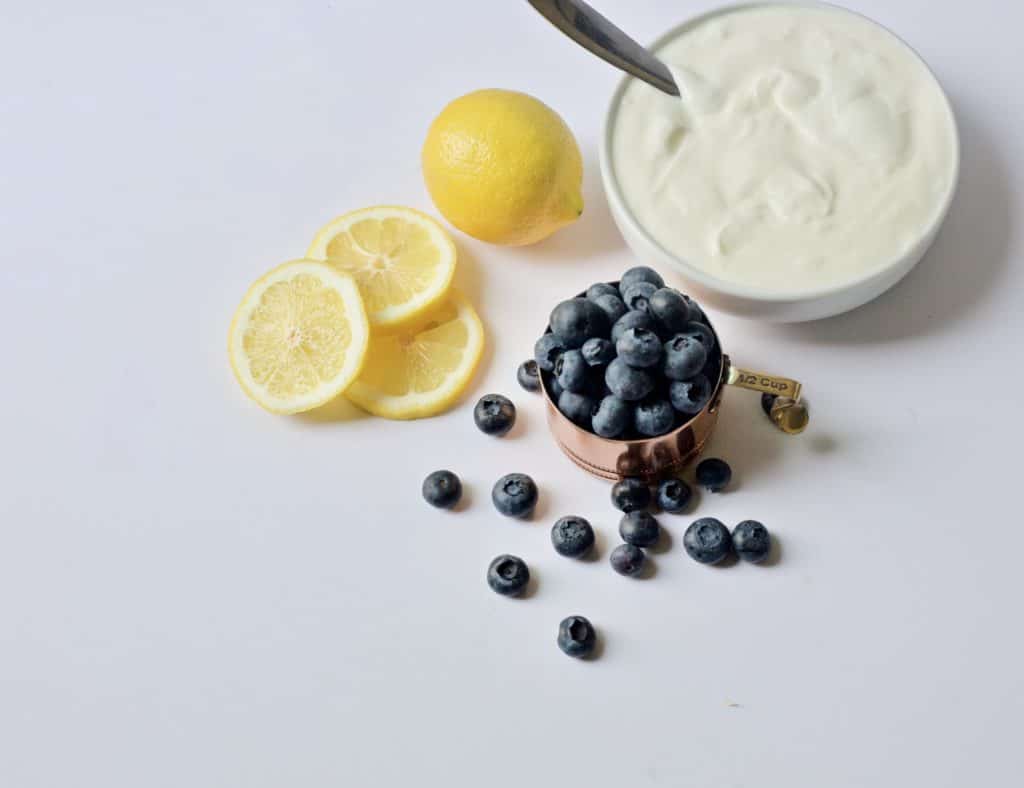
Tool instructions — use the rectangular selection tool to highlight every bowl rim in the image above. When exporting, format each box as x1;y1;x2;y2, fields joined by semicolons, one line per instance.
599;0;962;304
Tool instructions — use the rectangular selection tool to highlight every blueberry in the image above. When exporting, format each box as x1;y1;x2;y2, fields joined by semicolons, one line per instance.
732;520;771;563
593;395;632;438
581;337;615;367
761;392;777;416
679;294;704;323
683;518;732;564
663;334;708;381
610;543;646;576
620;266;665;291
656;478;692;513
621;281;658;314
634;397;675;437
591;293;628;325
610;477;651;513
554;349;588;393
557;615;597;658
616;327;663;368
545;373;564;401
474;394;516;436
605;358;654;401
648;288;692;335
558;390;599;429
550;298;609;349
487;554;530;596
611;309;658;344
585;282;619;301
534;333;567;372
619;510;660;547
492;473;538;518
517;359;540;392
695;458;732;492
551;516;595;558
421;470;462;510
669;375;713;416
682;321;716;353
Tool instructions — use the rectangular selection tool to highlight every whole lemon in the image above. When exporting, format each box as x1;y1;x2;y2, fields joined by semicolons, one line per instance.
422;89;584;246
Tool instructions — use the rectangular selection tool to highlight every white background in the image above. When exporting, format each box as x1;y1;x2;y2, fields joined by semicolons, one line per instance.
1;1;1020;786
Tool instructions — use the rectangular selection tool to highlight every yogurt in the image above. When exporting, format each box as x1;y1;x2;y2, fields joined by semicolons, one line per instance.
610;4;958;294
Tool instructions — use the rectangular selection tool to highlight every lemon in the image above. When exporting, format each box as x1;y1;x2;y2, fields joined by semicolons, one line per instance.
422;89;584;246
228;260;369;414
345;289;484;420
307;205;456;328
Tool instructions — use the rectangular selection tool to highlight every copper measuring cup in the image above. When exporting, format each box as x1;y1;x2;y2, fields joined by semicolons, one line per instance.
541;302;807;482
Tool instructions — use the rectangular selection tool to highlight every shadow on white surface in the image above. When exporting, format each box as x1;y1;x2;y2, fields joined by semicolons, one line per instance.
299;395;371;424
772;101;1011;343
759;534;784;568
701;387;785;486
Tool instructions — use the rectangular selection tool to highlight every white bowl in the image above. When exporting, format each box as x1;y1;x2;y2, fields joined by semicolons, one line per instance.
599;1;960;323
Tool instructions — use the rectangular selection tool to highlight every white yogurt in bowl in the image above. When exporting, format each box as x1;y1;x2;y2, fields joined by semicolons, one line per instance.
601;2;959;321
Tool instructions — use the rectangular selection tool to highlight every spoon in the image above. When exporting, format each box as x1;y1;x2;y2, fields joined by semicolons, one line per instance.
527;0;680;96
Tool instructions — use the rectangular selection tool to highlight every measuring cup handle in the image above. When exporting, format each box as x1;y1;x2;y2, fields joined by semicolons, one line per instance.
723;357;809;435
725;362;802;401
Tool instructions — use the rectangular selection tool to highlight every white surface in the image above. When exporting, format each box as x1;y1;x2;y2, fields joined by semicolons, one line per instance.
0;1;1020;786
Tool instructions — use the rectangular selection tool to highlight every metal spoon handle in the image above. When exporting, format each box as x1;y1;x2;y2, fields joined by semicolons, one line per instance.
527;0;679;96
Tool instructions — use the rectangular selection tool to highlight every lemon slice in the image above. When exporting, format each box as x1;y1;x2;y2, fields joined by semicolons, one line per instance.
345;289;484;419
307;205;457;328
228;260;369;414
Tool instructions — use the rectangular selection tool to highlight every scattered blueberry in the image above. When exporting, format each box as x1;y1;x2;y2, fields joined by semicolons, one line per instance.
683;518;732;564
605;358;654;401
592;395;632;438
585;282;619;301
616;327;663;368
474;394;516;436
555;349;588;393
621;281;658;314
610;477;651;513
656;478;692;513
558;390;599;429
591;293;629;325
648;288;692;335
421;470;462;510
669;375;713;416
487;554;530;596
634;397;675;437
550;298;609;349
732;520;772;563
662;334;708;381
695;458;732;493
557;615;597;658
517;359;540;392
581;337;615;367
492;473;539;518
611;309;658;344
610;543;646;576
761;392;777;416
551;516;596;558
682;321;716;353
619;510;660;547
620;265;665;291
534;333;567;372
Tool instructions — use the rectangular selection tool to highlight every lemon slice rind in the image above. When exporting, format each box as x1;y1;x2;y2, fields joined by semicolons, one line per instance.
307;205;456;328
228;259;369;415
345;289;484;420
